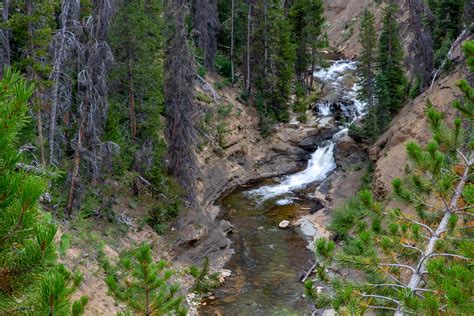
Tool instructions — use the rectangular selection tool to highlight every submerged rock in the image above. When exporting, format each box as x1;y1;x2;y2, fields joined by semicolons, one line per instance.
278;220;290;229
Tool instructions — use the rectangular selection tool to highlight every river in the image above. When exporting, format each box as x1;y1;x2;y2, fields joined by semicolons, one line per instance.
200;60;365;315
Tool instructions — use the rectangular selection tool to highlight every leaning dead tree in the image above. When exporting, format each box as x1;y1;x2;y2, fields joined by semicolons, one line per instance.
49;0;82;165
191;0;219;70
165;0;200;207
0;0;11;76
65;0;114;215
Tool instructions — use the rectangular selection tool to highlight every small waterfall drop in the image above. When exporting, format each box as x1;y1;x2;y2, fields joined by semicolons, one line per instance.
248;143;336;202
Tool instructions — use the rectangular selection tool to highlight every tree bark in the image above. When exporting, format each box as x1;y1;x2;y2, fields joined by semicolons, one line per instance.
230;0;235;86
309;47;315;88
246;1;252;94
65;89;90;216
26;0;46;167
0;0;10;76
128;59;137;138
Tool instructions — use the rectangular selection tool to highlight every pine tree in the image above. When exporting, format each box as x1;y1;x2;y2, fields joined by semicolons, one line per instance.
7;0;59;166
428;0;466;50
105;243;186;316
357;8;378;138
0;68;86;314
37;265;89;315
375;3;407;129
107;0;165;167
253;0;295;128
289;0;325;88
305;40;474;315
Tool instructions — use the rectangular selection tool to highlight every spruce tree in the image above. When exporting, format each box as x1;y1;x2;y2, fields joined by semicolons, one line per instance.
7;0;58;166
305;40;474;315
0;68;87;315
357;8;378;138
106;0;165;173
105;243;186;316
289;0;325;88
253;0;295;128
375;2;407;129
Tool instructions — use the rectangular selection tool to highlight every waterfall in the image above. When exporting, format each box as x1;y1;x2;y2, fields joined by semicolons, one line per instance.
248;143;336;202
248;60;366;203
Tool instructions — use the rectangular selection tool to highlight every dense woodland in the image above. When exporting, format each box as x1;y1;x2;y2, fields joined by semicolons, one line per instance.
0;0;473;314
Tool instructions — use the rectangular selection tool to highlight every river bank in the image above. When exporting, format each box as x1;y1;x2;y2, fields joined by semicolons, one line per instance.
191;60;369;314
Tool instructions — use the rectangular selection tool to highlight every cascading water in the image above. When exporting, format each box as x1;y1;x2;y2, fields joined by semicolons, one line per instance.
248;60;366;204
200;60;366;315
248;143;336;202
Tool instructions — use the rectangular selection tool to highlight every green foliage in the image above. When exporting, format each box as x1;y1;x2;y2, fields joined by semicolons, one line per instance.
357;5;407;141
105;243;186;315
428;0;466;54
358;4;407;141
252;0;296;129
375;3;407;124
106;0;183;234
328;195;368;241
0;68;85;314
215;53;233;79
357;8;377;106
409;77;422;99
289;0;326;84
188;257;220;294
37;265;88;316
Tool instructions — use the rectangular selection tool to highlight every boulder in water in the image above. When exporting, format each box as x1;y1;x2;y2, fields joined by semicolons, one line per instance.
278;220;290;229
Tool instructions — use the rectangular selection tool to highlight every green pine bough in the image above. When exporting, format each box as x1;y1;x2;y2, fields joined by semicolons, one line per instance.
105;243;186;316
0;68;87;315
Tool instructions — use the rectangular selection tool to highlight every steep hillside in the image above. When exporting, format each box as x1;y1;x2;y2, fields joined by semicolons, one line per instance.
370;38;472;199
325;0;440;85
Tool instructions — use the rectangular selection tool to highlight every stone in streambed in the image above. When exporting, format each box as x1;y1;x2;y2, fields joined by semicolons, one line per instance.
278;220;290;229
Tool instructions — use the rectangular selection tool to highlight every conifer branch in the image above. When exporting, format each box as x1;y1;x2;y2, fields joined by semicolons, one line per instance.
361;294;401;305
379;263;416;274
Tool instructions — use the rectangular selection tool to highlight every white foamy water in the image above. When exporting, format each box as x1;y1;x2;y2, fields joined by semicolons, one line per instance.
247;60;366;203
248;143;336;202
318;102;332;116
313;60;357;84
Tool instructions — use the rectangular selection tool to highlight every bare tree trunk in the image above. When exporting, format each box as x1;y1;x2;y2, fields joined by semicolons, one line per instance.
49;0;80;164
263;0;268;74
309;47;315;88
165;0;199;206
0;0;10;76
26;0;46;167
128;60;137;138
36;110;47;167
246;1;251;94
230;0;235;86
65;92;90;216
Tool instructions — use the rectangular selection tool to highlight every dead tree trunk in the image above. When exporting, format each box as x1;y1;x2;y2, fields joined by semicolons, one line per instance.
165;0;199;206
245;1;252;94
65;0;113;215
65;87;90;215
49;0;81;164
230;0;235;86
26;0;47;167
128;59;137;138
0;0;10;76
191;0;219;70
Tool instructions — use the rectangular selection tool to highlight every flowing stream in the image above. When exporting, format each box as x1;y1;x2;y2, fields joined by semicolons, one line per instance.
200;60;365;315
